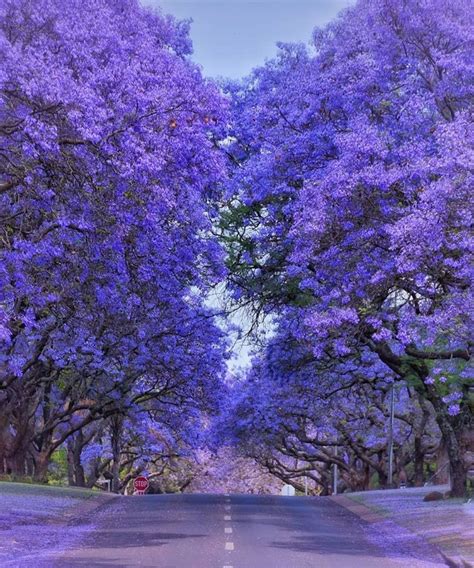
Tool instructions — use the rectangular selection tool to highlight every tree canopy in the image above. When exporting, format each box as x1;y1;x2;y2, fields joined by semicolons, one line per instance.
0;0;472;496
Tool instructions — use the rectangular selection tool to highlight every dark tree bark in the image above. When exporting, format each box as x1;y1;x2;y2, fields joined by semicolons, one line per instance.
110;415;124;493
413;437;424;487
373;341;471;497
33;451;50;483
67;432;86;487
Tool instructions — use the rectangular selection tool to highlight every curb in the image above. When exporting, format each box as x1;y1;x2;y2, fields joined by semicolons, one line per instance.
330;495;473;568
61;491;119;525
329;494;387;523
440;553;474;568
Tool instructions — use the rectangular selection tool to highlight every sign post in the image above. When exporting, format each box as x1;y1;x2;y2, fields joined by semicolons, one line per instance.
133;476;149;495
333;445;338;495
388;385;395;487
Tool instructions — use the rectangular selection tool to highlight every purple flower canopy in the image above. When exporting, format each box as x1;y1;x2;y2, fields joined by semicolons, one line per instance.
220;0;472;494
0;0;472;495
0;0;228;485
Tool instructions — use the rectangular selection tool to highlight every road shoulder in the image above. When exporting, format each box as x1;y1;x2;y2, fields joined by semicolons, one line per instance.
330;487;474;568
0;481;118;566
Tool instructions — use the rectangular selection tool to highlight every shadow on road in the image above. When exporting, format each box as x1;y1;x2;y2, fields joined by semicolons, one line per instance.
52;494;443;567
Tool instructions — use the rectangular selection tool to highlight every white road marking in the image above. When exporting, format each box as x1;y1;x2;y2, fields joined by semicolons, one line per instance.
225;542;234;551
225;527;233;534
224;515;232;521
225;505;231;511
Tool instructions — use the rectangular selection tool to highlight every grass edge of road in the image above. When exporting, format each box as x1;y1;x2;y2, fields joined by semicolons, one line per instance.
0;481;120;566
0;480;120;525
61;487;120;526
1;480;100;498
330;493;473;568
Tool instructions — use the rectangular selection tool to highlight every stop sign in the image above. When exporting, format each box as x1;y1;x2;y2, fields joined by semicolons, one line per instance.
133;476;149;492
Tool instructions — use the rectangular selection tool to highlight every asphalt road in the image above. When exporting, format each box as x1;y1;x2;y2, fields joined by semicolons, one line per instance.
54;494;425;567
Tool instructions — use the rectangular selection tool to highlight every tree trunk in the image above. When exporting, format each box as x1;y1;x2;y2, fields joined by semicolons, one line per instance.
429;396;467;497
67;435;86;487
33;452;50;483
75;458;86;487
73;431;86;486
378;469;388;488
372;342;470;497
110;415;123;493
67;440;75;486
413;436;424;487
1;402;35;479
450;457;468;497
5;451;29;477
363;463;371;490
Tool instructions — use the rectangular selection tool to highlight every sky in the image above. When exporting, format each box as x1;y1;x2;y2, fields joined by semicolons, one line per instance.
141;0;353;79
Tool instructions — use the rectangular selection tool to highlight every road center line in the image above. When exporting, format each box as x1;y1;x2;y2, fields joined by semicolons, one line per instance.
225;542;234;551
225;527;233;534
224;505;231;511
224;515;232;521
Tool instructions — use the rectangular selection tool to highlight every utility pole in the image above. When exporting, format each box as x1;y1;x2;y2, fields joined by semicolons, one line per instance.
388;384;395;487
333;445;338;495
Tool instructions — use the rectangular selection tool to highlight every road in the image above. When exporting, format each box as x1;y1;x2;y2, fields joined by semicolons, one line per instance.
54;494;440;567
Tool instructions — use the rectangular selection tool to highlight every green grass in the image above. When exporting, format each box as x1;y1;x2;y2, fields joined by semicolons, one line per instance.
0;480;100;500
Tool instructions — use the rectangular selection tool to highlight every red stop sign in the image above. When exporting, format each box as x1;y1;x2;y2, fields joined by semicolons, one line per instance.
133;476;149;492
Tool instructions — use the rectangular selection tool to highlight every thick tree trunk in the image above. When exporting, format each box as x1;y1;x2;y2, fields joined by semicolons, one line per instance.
73;432;86;487
413;437;424;487
5;451;29;477
372;342;471;497
67;441;75;486
1;401;36;479
75;458;86;487
110;415;123;493
429;396;468;497
363;463;371;490
67;435;86;487
450;458;468;497
413;393;432;487
33;451;50;483
378;469;388;488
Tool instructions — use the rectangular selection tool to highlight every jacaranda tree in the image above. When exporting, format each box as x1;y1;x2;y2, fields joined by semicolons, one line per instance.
222;325;440;494
0;0;471;496
222;0;473;496
0;0;228;483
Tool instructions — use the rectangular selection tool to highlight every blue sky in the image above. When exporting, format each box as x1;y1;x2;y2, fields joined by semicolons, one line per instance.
141;0;353;78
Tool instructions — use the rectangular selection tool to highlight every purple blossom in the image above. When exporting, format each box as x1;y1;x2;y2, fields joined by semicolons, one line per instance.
447;404;460;416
